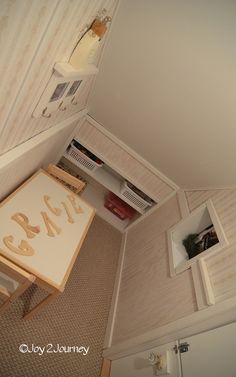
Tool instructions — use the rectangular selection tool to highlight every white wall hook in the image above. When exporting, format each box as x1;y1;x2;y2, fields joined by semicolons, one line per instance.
71;96;78;105
58;102;67;111
42;107;51;118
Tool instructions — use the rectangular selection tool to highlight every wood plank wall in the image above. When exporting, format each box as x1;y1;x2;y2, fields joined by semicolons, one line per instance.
186;189;236;304
0;0;118;154
112;195;197;345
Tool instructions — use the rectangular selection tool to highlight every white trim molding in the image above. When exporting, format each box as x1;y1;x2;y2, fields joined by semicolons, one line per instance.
103;231;127;348
191;261;208;310
198;258;215;306
167;199;228;276
0;109;87;168
184;185;236;191
103;295;236;360
177;189;190;218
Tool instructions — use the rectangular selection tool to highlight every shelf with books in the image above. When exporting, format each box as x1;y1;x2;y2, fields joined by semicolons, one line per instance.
167;200;228;276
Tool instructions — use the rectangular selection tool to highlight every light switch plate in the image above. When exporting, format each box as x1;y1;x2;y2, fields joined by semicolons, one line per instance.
155;351;171;376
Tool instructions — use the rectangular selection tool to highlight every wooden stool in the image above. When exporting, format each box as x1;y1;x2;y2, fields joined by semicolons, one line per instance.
46;164;85;195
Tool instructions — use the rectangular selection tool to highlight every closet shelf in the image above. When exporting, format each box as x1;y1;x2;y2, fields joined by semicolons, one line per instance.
167;200;228;276
54;62;98;79
63;152;146;214
80;183;130;231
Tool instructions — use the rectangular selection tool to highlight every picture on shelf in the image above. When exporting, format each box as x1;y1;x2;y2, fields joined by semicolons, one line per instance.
182;224;219;260
49;82;69;102
66;80;82;97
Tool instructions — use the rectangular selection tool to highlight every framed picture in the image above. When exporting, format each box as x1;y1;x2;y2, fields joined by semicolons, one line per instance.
167;200;228;276
66;80;83;97
49;82;70;102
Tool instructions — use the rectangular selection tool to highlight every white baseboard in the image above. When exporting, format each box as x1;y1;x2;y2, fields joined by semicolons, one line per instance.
103;295;236;360
103;231;127;348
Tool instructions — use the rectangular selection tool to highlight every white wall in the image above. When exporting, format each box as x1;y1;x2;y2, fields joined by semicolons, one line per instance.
112;194;197;345
105;186;236;357
0;0;118;198
110;341;180;377
0;0;118;154
89;0;236;189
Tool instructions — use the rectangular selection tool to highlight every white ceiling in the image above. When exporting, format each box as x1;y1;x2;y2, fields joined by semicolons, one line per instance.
89;0;236;189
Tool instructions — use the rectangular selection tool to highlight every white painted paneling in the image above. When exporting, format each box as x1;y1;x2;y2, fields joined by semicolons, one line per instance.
89;0;236;189
0;114;82;201
109;188;236;349
0;0;59;132
112;195;197;345
0;0;118;154
206;243;236;303
186;189;236;303
76;119;175;202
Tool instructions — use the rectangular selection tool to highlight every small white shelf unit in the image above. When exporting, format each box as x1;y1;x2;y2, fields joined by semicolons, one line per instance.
167;200;228;275
80;183;130;231
59;140;156;231
64;152;148;214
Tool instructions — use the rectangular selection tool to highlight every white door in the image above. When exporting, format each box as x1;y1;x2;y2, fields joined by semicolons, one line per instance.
110;341;181;377
180;322;236;377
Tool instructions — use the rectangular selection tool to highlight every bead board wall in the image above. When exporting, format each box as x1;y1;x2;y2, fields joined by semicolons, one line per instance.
0;115;80;201
111;194;197;345
76;118;176;203
109;188;236;346
0;0;118;155
186;189;236;304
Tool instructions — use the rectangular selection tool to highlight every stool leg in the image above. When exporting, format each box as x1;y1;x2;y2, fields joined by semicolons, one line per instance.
0;300;11;315
23;290;61;320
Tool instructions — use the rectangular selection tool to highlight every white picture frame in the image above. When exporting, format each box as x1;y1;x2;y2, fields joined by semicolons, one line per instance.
167;200;228;276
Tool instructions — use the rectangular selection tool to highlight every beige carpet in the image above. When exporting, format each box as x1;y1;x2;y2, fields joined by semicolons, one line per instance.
0;216;122;377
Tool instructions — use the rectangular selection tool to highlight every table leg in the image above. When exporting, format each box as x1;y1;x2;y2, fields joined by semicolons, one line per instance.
22;284;38;315
23;289;61;320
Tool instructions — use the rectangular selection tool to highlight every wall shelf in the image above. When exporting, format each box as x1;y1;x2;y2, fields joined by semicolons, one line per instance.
59;154;141;232
80;183;130;232
167;200;228;276
54;62;98;79
58;134;157;232
63;152;147;214
32;63;98;119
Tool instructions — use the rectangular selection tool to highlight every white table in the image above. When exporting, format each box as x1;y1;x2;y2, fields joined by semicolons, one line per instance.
0;170;95;318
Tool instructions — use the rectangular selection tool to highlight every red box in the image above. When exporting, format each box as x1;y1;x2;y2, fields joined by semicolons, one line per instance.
104;192;136;220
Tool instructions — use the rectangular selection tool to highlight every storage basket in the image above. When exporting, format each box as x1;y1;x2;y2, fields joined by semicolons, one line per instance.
120;181;153;211
104;192;136;220
67;144;103;172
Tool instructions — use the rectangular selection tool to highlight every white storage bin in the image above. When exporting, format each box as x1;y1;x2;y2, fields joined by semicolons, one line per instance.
120;181;152;211
67;144;103;172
